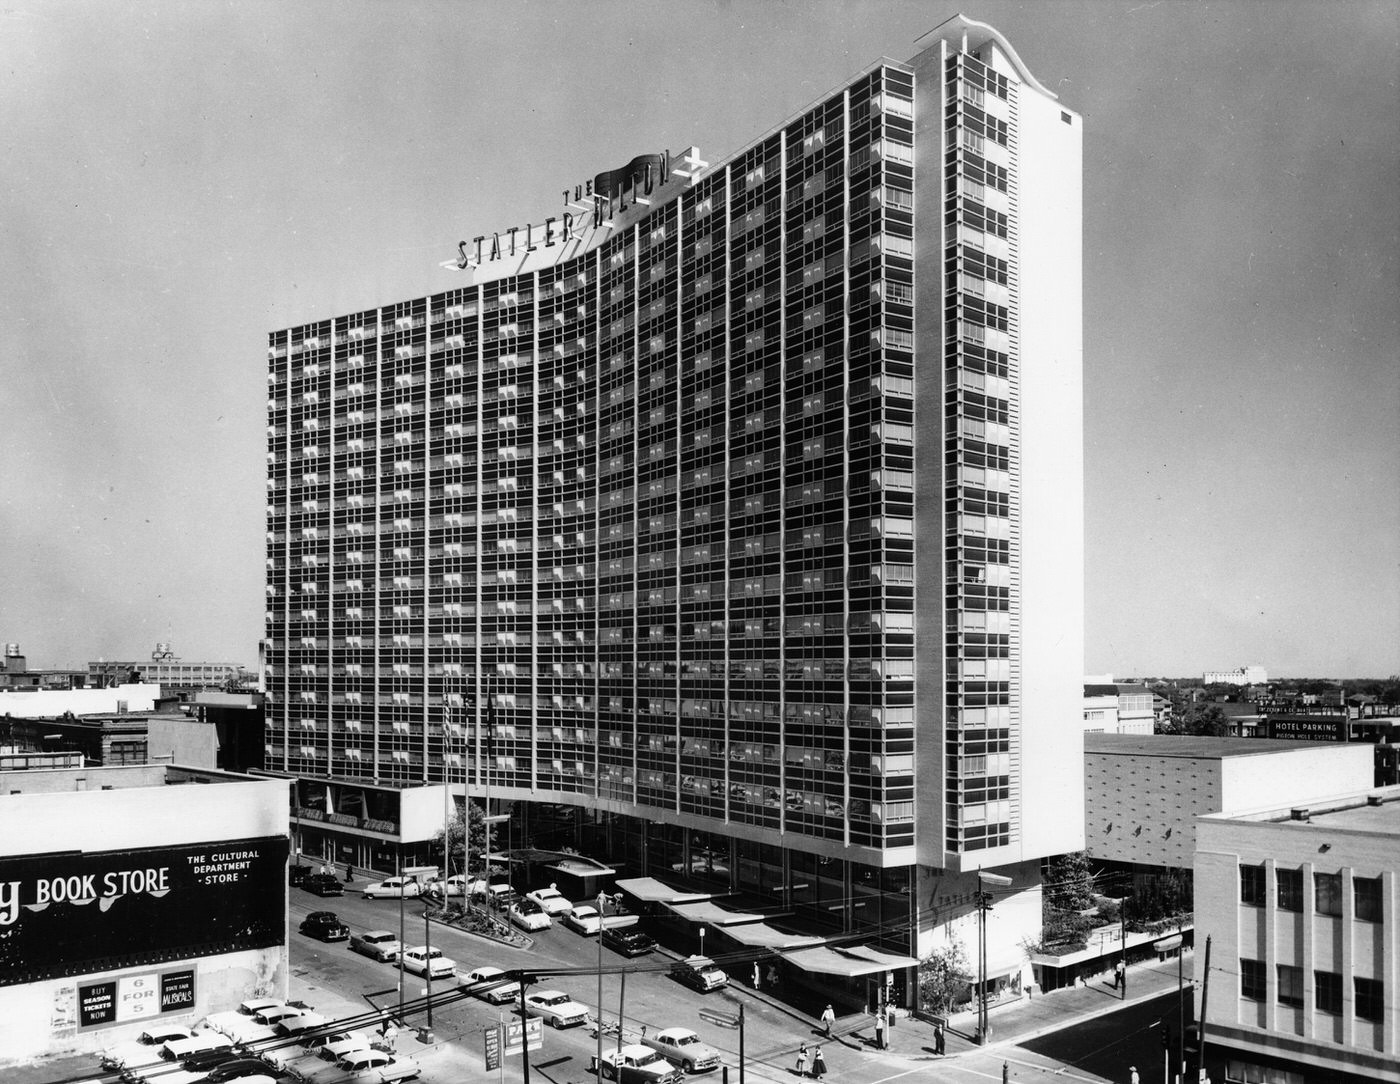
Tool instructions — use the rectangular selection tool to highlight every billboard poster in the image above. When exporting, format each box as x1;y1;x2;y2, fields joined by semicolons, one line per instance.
74;966;196;1031
0;836;286;986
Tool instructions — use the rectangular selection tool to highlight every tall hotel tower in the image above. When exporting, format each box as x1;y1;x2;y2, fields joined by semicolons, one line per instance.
265;14;1082;1000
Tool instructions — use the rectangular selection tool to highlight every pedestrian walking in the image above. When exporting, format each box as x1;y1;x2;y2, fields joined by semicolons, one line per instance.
344;864;354;883
753;962;762;989
1115;961;1124;992
1128;1066;1139;1084
767;964;779;988
794;1042;808;1076
873;1007;885;1049
819;1004;835;1037
934;1022;945;1056
810;1045;826;1080
380;1021;398;1052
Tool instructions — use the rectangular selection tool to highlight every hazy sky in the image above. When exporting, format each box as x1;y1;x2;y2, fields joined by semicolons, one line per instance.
2;1;1396;678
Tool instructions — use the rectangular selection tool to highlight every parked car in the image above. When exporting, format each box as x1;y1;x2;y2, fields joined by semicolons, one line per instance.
236;997;286;1016
640;1028;722;1073
601;926;655;957
670;956;727;993
274;1010;330;1037
303;873;345;897
461;966;521;1004
100;1025;195;1069
300;911;350;941
400;945;456;979
253;1003;308;1028
525;886;574;916
562;904;602;935
326;1048;419;1082
523;989;589;1028
363;877;421;899
201;1010;277;1044
202;1057;284;1082
262;1030;369;1073
588;1044;685;1084
349;930;403;962
508;899;552;931
289;863;311;886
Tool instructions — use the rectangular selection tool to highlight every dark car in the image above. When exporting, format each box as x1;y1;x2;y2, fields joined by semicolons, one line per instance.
300;911;350;942
180;1047;241;1073
202;1056;282;1082
601;926;655;958
289;863;311;886
303;873;344;897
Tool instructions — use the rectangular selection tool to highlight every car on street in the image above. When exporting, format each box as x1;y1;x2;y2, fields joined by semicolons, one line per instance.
460;966;522;1004
349;930;403;962
640;1028;722;1073
525;886;574;916
300;911;350;941
601;926;655;957
363;876;421;899
670;956;727;993
303;873;345;897
562;904;603;935
252;1003;309;1030
588;1044;685;1084
508;899;552;931
298;1035;376;1076
202;1011;277;1044
523;989;590;1028
424;873;467;900
325;1048;420;1082
400;946;456;979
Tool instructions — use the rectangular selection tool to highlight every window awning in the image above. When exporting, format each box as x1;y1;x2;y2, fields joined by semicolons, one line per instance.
720;923;825;950
615;876;712;904
665;900;768;926
786;944;921;977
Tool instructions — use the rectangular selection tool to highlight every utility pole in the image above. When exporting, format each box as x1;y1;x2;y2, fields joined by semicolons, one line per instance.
596;889;606;1076
1195;935;1212;1083
1120;894;1128;1000
976;871;1012;1044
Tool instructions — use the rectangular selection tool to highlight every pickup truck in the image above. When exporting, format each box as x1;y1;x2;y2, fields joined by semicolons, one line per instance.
588;1044;685;1084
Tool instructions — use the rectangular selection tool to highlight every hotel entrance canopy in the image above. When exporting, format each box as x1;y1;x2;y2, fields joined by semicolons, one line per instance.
786;944;921;977
615;876;712;904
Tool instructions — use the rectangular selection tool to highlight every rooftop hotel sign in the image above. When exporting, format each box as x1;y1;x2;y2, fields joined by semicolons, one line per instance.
0;836;286;986
446;146;705;274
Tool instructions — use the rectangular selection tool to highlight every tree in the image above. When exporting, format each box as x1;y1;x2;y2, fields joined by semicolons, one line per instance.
1178;703;1229;737
918;941;972;1015
432;800;490;877
1044;851;1094;911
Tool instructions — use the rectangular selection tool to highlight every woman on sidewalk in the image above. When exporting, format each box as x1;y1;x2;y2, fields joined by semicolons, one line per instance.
810;1045;826;1080
793;1043;808;1076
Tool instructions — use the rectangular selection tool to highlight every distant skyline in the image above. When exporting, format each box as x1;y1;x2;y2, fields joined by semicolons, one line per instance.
2;1;1396;676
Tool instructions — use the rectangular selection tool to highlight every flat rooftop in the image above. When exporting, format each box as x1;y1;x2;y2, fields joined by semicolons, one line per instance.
1083;733;1361;759
1;764;268;794
1205;786;1400;835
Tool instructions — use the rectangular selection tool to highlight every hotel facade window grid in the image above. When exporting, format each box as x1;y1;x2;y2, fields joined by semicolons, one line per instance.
265;15;1082;970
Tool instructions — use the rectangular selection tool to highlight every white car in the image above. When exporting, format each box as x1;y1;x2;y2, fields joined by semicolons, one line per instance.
461;966;522;1004
363;877;421;899
509;900;552;931
100;1024;195;1069
641;1028;724;1073
263;1030;371;1072
401;945;457;979
203;1009;278;1044
562;904;602;935
523;989;590;1028
426;873;468;899
253;1003;308;1027
350;929;404;962
274;1010;330;1036
526;887;574;916
328;1048;420;1082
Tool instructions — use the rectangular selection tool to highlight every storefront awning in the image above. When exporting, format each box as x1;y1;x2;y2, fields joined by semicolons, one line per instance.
666;900;768;926
720;923;825;950
786;944;920;977
547;858;616;878
615;876;712;904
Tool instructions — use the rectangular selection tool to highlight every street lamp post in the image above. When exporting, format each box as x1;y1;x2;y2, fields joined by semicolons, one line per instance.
976;871;1012;1045
596;890;607;1075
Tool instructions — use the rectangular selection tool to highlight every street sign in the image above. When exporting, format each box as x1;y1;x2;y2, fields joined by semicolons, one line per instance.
698;1008;740;1029
484;1024;501;1071
503;1017;544;1054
